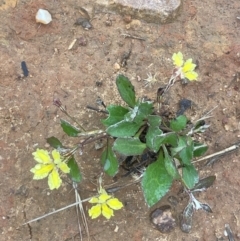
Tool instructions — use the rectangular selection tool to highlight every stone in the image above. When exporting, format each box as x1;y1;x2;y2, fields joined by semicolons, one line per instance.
150;205;176;233
94;0;182;24
114;62;121;70
36;9;52;24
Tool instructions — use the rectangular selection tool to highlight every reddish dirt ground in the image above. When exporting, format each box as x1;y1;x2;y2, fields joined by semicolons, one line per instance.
0;0;240;240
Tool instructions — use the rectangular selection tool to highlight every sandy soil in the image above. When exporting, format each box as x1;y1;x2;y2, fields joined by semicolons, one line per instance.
0;0;240;240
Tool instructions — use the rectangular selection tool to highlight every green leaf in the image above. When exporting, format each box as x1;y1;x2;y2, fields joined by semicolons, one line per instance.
102;105;129;127
146;130;178;153
163;146;180;179
148;115;161;127
141;152;173;206
116;75;136;107
124;105;139;122
60;119;81;137
67;156;82;182
182;164;199;189
170;115;187;132
179;137;194;165
101;145;119;176
191;176;216;191
171;137;194;164
124;100;153;124
193;142;208;157
146;126;163;153
106;120;143;138
162;133;178;147
113;137;146;156
171;137;186;156
46;136;63;149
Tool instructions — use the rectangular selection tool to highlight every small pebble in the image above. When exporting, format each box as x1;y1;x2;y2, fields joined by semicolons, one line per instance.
78;36;87;46
150;205;176;233
126;19;141;30
114;62;121;70
105;20;112;26
36;9;52;24
123;15;132;24
75;18;92;30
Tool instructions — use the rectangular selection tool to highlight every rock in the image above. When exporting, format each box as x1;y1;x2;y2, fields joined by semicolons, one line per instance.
94;0;182;24
36;9;52;24
123;15;132;24
75;18;92;30
125;19;141;30
114;62;121;70
150;205;176;233
78;36;88;46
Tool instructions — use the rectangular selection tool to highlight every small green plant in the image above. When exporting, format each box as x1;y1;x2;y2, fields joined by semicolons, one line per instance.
30;52;215;232
100;74;210;207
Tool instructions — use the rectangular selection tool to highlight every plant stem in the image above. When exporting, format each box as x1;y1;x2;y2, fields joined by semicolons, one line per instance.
192;141;240;163
65;112;86;132
23;197;92;225
134;123;147;138
53;98;86;132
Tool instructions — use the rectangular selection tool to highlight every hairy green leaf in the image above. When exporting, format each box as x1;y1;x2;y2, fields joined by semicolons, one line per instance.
179;137;194;165
193;142;208;157
46;136;63;149
116;75;136;107
106;120;143;138
162;132;178;147
170;115;187;132
141;152;173;207
146;126;163;153
148;115;161;127
124;100;153;124
113;137;146;156
102;105;129;127
101;145;119;176
67;156;82;182
182;164;199;189
171;136;186;156
163;146;180;179
60;119;81;137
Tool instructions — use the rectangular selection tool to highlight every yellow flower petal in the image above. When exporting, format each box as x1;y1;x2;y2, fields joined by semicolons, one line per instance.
52;150;62;164
98;193;111;203
182;59;196;73
172;52;184;67
88;204;101;219
31;164;54;179
107;198;124;210
102;203;114;219
48;169;62;190
32;149;52;164
184;71;198;81
58;162;70;173
89;197;99;203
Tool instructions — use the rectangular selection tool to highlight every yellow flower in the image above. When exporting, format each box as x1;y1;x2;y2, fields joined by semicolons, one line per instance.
31;149;70;190
172;52;198;81
88;188;123;219
172;52;184;67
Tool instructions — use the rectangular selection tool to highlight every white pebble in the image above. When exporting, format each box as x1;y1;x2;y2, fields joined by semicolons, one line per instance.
114;62;121;70
36;9;52;24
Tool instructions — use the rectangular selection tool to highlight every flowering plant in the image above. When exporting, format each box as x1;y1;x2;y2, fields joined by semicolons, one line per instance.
31;149;70;190
88;186;123;219
29;52;215;233
161;52;198;95
172;52;198;81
